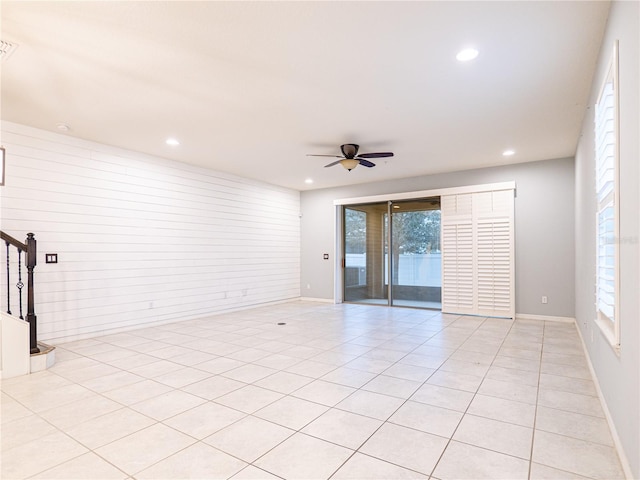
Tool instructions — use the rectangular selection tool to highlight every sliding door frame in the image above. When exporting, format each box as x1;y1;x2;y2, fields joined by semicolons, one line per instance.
333;182;516;307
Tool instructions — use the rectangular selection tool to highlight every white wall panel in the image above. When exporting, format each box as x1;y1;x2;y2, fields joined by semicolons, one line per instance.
0;122;301;343
574;2;639;476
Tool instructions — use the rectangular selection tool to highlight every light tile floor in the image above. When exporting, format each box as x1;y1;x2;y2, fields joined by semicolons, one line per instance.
1;302;626;479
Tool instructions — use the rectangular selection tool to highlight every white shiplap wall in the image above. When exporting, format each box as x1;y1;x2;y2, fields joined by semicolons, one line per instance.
0;122;300;343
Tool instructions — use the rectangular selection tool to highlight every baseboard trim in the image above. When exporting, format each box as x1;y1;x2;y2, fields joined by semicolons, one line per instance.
515;313;575;323
299;297;335;304
575;322;634;479
51;297;303;345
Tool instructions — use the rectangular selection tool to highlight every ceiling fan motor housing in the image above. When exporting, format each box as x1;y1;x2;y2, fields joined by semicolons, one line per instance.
341;144;359;158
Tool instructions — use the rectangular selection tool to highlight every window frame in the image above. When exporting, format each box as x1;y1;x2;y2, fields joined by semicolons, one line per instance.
594;41;620;350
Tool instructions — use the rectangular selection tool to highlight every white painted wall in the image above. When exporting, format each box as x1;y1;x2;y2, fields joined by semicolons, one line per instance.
301;157;575;318
0;313;30;379
574;1;639;477
0;122;301;343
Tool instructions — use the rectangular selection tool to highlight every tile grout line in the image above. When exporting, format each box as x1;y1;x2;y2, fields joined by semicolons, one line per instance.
426;314;521;479
526;320;546;480
252;310;451;479
324;311;456;479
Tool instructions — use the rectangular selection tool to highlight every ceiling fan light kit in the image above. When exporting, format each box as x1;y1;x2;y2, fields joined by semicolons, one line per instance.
307;143;394;172
340;159;360;171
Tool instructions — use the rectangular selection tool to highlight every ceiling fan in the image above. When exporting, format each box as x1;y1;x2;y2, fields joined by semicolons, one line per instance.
307;143;394;171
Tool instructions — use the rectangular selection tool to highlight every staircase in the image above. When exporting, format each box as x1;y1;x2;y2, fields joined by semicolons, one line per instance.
1;231;55;378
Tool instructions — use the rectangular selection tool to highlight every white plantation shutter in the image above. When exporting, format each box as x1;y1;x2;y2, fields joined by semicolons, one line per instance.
441;189;514;318
442;222;475;314
593;42;619;347
594;72;616;322
441;195;474;314
475;190;514;317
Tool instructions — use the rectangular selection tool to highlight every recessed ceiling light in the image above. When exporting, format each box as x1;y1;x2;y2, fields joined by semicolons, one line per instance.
56;123;71;132
456;48;479;62
304;178;313;184
503;149;516;156
166;138;180;146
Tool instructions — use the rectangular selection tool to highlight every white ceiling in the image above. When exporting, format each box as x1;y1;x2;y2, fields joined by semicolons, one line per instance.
1;1;610;191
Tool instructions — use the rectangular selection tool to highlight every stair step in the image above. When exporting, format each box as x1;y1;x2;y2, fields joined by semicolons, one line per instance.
30;342;56;373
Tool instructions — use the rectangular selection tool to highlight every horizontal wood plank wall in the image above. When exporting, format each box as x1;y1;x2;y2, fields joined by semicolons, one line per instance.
0;122;301;343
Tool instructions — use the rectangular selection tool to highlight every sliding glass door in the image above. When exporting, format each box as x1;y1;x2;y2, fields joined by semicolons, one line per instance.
343;198;441;309
389;199;442;308
344;203;388;304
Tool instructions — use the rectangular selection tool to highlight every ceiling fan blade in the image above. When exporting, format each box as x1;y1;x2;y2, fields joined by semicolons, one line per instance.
324;160;343;168
359;159;376;168
307;154;341;158
357;152;394;159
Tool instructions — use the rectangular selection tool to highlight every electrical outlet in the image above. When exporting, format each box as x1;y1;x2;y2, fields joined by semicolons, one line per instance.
541;296;548;304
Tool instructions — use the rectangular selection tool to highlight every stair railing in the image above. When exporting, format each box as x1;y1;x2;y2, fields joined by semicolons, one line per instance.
1;231;40;354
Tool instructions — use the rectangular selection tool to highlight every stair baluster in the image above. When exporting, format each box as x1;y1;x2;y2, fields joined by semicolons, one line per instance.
1;231;40;354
